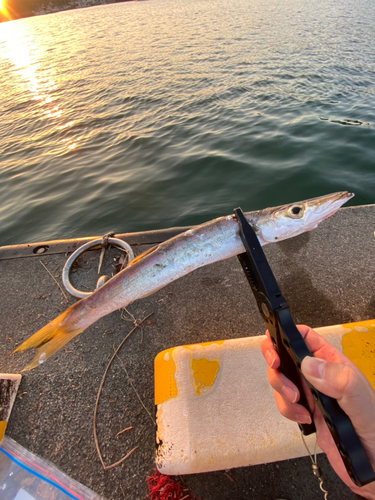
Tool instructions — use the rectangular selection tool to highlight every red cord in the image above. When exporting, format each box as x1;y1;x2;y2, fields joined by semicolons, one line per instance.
146;469;200;500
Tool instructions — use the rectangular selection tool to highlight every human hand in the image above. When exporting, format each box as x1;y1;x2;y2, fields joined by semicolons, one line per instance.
260;325;375;499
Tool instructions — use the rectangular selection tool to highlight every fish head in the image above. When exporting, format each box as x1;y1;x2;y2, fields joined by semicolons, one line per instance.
256;191;354;244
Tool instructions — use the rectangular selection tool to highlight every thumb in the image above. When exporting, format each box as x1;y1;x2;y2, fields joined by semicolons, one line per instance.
301;356;375;440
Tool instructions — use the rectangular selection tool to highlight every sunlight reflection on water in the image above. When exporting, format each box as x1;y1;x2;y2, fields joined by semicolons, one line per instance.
0;0;374;245
0;20;78;153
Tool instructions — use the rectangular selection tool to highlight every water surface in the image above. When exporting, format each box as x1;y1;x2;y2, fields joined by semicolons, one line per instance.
0;0;374;245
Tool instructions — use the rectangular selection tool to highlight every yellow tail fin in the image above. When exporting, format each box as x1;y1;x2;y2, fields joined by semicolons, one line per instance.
13;305;84;371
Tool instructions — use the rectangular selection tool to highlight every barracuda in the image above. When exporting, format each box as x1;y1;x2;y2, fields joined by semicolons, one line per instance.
14;191;353;370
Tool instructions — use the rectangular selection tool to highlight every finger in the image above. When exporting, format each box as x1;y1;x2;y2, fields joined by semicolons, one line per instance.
262;326;346;371
260;336;280;369
263;325;345;370
264;325;355;368
273;391;312;425
296;325;358;369
267;365;300;403
302;356;375;461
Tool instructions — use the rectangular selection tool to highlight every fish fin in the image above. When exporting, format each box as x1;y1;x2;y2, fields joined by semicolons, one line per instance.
21;327;83;371
13;305;83;371
127;246;157;266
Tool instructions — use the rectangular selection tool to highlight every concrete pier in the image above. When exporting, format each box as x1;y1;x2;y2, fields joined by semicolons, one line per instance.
1;205;374;500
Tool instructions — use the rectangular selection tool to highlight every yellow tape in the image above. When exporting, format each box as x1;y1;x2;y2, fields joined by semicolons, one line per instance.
341;320;375;390
192;358;220;395
0;421;7;443
154;348;177;405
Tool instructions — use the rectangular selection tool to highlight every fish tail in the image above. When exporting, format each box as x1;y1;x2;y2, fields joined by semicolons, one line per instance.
13;304;84;371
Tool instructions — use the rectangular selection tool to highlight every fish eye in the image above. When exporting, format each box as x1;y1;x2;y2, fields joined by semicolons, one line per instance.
287;205;304;219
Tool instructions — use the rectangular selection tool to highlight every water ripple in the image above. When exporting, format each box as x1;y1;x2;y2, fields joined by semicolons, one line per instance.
0;0;374;245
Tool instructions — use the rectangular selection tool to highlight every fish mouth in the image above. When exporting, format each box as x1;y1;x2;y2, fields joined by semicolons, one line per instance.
307;191;354;224
308;191;354;207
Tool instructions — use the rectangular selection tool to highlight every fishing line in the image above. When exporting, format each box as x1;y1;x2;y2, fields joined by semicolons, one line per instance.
300;430;329;500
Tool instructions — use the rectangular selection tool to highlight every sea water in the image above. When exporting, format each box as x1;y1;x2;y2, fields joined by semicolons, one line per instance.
0;0;374;245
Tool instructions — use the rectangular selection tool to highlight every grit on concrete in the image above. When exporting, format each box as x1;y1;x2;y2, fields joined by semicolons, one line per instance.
1;205;374;500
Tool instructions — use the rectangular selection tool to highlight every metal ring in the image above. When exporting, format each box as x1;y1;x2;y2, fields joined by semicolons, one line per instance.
62;237;134;299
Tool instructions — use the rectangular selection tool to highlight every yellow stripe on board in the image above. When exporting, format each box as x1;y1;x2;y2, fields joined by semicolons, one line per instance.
0;421;7;443
154;348;177;405
341;319;375;390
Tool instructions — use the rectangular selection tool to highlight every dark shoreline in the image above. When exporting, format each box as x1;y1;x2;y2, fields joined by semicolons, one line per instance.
0;0;140;23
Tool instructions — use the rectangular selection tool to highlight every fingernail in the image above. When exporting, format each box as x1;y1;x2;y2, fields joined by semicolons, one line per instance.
295;412;312;425
265;350;276;368
302;357;326;379
282;386;298;403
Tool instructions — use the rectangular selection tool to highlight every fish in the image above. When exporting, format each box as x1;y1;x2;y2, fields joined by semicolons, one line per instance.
14;191;353;370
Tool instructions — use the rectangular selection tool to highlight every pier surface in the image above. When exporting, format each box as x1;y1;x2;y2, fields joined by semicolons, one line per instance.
1;205;374;500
